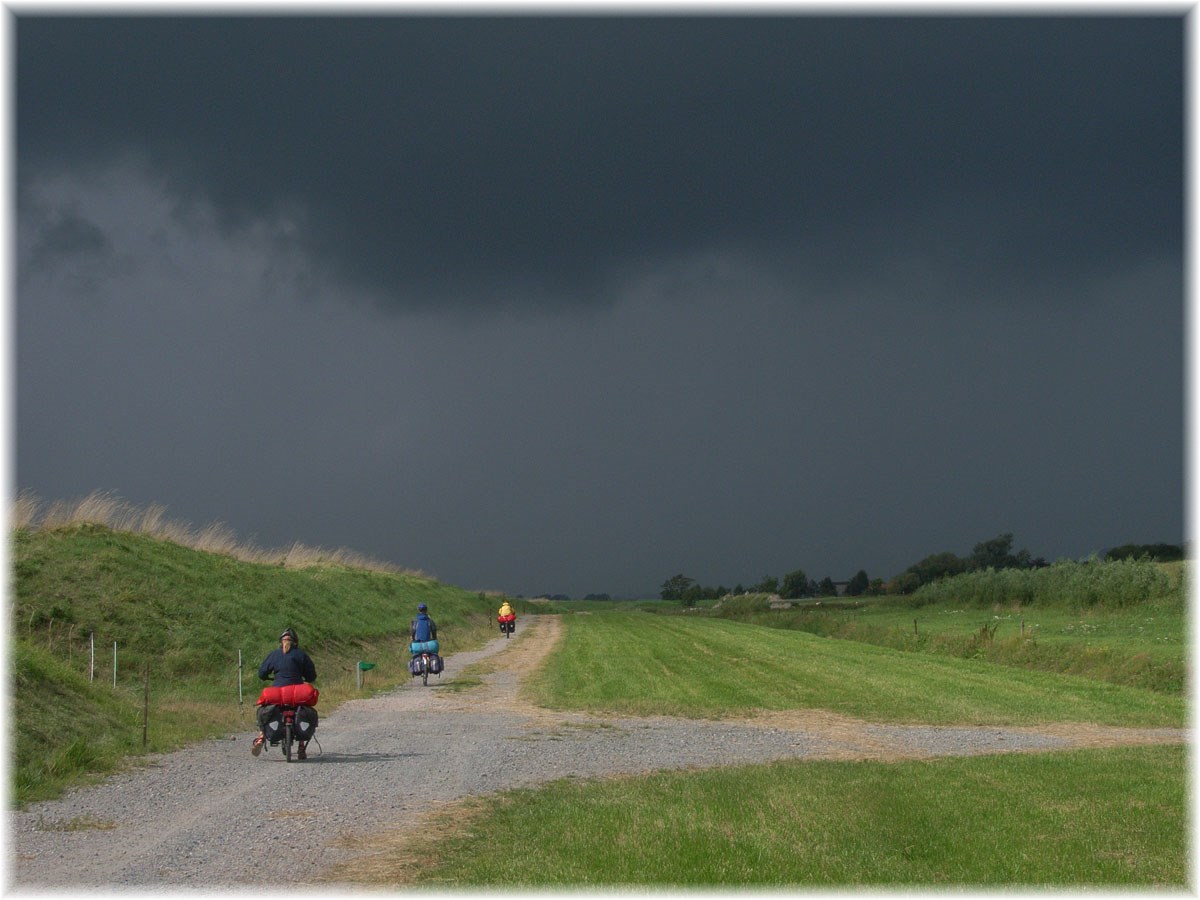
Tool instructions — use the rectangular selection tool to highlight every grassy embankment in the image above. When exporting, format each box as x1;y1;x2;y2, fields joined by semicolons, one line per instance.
706;559;1187;694
11;494;515;805
336;564;1188;889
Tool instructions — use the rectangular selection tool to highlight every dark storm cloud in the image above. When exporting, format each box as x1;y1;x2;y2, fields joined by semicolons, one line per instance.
18;192;123;292
17;15;1182;312
27;211;108;262
13;12;1185;598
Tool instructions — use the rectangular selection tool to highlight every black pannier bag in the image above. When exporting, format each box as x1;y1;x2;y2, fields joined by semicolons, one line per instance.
429;654;444;674
409;656;424;675
257;704;283;743
294;705;318;741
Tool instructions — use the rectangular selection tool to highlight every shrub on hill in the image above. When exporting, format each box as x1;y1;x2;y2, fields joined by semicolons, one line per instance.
713;593;772;619
905;558;1181;610
1104;543;1185;562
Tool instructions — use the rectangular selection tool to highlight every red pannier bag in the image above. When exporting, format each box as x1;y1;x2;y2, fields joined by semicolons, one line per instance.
257;683;319;707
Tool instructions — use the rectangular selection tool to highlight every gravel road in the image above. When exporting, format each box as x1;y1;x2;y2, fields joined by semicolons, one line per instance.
10;615;1187;890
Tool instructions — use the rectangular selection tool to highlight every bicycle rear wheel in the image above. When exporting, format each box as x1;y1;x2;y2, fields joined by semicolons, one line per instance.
283;721;294;762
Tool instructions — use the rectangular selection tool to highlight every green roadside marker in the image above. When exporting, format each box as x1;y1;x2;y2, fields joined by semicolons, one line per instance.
357;660;376;689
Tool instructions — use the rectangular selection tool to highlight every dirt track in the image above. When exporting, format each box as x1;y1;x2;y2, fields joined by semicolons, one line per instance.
10;615;1187;890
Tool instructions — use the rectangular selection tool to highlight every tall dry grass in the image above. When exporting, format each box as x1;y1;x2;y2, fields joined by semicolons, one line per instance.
11;489;423;577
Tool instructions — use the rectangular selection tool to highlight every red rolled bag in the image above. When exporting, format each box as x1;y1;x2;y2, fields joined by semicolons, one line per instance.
257;683;319;707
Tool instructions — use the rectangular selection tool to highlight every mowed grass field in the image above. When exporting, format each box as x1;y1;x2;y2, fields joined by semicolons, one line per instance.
523;613;1184;727
336;609;1188;888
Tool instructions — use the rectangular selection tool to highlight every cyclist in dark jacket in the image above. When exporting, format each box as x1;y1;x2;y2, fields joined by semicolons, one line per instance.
252;628;317;758
258;627;317;685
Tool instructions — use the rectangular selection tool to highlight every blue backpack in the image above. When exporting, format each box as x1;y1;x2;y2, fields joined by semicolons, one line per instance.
412;613;433;642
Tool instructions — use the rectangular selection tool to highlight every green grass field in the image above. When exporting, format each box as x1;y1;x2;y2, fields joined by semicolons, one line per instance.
375;745;1185;887
523;612;1184;727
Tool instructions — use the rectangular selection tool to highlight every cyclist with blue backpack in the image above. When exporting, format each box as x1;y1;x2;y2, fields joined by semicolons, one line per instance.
409;603;444;681
410;603;437;643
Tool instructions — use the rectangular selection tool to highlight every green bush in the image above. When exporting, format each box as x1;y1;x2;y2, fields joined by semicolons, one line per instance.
713;593;771;619
909;558;1179;610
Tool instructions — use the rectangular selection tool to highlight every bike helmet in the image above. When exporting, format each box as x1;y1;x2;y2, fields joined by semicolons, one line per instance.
417;603;427;612
280;627;298;644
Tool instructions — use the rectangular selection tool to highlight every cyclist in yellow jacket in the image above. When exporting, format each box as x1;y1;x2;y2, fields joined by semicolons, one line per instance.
497;599;516;636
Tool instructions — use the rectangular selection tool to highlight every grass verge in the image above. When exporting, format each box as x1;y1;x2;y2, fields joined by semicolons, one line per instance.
328;744;1185;888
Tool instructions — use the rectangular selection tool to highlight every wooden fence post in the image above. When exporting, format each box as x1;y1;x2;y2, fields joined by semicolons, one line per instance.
142;663;150;747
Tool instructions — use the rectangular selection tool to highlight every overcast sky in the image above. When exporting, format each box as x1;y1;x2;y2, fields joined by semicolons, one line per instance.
13;11;1185;598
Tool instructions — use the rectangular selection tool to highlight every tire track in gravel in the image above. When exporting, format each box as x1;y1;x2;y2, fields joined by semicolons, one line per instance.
10;615;1187;890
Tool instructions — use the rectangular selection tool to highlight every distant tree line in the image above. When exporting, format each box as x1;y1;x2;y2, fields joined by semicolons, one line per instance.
887;533;1047;595
659;533;1183;606
1104;543;1183;562
526;538;1184;606
523;592;614;602
660;568;877;607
